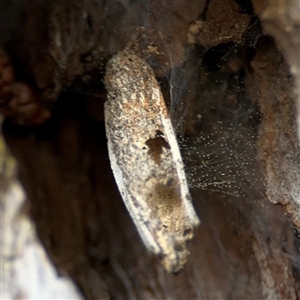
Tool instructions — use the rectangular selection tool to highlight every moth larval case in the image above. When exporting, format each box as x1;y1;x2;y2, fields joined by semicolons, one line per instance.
161;116;199;226
104;49;200;273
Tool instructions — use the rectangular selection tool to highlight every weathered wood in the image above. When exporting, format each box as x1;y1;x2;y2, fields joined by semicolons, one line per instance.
1;0;300;299
0;122;83;299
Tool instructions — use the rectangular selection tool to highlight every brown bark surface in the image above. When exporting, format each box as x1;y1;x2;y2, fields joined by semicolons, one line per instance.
1;0;300;299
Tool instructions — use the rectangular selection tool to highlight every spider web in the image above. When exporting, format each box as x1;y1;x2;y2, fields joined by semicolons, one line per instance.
166;44;265;198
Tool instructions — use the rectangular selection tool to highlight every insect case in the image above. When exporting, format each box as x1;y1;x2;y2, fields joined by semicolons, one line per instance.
104;50;200;273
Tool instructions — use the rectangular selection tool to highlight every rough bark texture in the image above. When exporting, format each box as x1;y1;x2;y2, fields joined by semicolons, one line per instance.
252;0;300;141
1;0;300;299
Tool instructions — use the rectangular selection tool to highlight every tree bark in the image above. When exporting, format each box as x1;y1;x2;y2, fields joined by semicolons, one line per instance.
1;0;300;299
